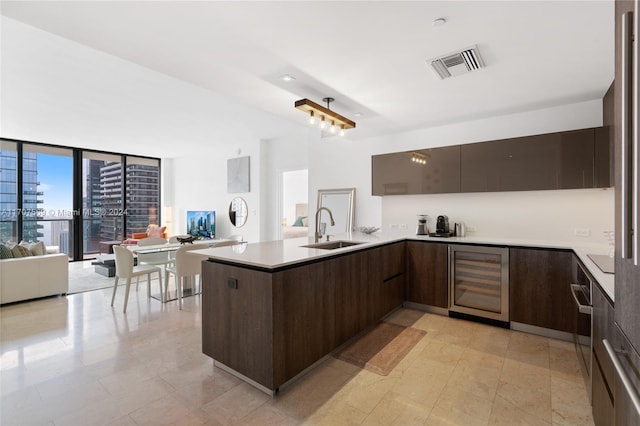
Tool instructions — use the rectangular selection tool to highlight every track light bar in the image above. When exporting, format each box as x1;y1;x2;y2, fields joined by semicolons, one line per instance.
295;98;356;131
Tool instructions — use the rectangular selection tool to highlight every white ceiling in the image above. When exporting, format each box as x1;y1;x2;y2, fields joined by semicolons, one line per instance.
1;1;615;140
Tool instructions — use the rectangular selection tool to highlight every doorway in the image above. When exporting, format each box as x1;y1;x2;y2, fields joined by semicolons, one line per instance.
281;169;308;239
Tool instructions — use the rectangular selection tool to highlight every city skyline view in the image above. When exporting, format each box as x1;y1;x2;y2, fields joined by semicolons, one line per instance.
1;141;160;259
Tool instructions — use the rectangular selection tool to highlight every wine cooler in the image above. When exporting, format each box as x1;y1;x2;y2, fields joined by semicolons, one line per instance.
449;245;509;322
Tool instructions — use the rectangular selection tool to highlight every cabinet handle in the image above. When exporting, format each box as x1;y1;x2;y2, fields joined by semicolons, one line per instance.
570;284;592;315
603;339;640;418
622;11;634;260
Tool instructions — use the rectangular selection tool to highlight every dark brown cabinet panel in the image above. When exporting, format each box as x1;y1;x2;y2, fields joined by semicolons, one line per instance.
405;241;448;308
372;126;611;196
592;353;615;426
383;274;405;315
202;244;407;392
272;261;336;387
334;249;381;346
509;248;575;333
372;146;461;195
382;242;405;280
592;280;615;426
461;129;597;193
596;82;614;188
202;262;274;389
381;242;406;316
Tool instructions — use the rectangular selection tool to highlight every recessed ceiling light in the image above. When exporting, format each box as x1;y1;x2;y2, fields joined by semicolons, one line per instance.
281;74;296;82
432;18;446;27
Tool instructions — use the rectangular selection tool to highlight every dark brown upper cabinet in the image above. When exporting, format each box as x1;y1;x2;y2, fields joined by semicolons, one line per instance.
371;146;461;196
461;129;597;192
372;126;611;196
595;82;614;188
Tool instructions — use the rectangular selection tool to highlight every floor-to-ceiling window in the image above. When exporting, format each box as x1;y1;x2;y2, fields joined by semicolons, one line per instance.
82;152;123;258
0;141;18;242
125;156;160;237
0;139;161;261
22;144;74;256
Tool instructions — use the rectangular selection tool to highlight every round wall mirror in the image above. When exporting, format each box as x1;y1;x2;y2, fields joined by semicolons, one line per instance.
229;197;248;227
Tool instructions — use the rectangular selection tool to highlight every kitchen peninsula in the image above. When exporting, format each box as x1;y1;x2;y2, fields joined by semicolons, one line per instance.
195;233;613;395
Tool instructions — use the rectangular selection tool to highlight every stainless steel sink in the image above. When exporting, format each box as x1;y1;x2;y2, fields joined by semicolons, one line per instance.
301;240;364;250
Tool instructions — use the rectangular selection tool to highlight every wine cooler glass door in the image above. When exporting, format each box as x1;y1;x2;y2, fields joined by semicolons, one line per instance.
449;245;509;322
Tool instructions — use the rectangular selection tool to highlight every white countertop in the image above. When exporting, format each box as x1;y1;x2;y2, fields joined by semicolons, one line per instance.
192;231;615;302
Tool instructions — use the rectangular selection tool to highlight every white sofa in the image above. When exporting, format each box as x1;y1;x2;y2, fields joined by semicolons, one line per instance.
0;254;69;304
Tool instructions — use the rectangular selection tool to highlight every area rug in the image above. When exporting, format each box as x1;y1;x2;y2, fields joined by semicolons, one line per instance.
335;322;426;376
68;264;114;294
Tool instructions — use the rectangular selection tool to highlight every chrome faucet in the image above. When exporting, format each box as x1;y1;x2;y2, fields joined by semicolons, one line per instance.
315;207;335;242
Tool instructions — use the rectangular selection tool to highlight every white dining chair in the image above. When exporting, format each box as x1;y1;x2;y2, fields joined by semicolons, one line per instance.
164;243;209;309
136;237;174;293
111;246;162;313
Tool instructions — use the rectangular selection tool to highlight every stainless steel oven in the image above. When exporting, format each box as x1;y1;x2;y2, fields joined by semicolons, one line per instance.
570;260;593;399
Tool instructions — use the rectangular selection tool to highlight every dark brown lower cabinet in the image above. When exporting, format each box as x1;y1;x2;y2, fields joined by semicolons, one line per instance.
593;353;615;426
405;241;448;308
202;243;405;392
509;248;575;333
592;280;615;426
201;262;275;388
334;249;381;346
381;242;406;315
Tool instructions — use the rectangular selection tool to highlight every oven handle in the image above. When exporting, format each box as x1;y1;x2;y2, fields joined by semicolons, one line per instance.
570;284;592;315
603;339;640;418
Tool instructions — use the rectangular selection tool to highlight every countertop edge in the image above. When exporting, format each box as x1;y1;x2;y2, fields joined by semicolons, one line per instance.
192;233;615;302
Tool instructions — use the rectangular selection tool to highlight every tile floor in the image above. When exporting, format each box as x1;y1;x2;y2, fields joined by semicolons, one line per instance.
1;284;594;425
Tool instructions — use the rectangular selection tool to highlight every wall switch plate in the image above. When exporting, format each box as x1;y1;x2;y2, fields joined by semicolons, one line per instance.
389;224;398;229
574;228;591;237
399;223;408;230
466;225;477;232
227;278;238;289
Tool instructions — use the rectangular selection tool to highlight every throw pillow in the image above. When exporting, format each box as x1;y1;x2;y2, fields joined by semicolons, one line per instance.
0;244;14;259
29;241;46;256
302;217;309;227
11;244;32;258
292;216;307;227
148;226;166;238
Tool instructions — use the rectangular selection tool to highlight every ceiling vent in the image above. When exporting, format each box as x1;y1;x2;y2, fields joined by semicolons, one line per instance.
427;45;485;79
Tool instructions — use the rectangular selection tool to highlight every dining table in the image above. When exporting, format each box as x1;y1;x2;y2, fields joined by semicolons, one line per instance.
127;239;230;302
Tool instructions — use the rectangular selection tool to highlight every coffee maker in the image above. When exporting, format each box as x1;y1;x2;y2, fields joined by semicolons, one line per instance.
416;214;429;235
432;215;453;237
436;215;450;234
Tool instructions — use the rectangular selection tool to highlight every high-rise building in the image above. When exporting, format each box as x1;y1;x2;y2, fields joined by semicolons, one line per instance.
98;161;160;241
0;147;43;242
82;159;105;252
99;162;123;241
126;163;159;235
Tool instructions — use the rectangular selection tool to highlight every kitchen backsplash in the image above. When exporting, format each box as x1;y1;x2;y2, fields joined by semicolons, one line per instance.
381;187;614;245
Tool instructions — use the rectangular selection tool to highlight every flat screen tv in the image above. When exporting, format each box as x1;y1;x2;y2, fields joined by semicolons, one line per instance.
187;210;215;239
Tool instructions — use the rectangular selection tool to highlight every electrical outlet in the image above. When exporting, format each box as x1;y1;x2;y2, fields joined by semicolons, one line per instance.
574;228;591;237
466;225;477;232
389;224;398;229
399;223;408;230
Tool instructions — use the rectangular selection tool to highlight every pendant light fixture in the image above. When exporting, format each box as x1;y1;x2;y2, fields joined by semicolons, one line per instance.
295;97;356;136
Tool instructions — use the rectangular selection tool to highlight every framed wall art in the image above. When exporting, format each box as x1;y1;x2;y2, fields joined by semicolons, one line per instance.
227;156;250;193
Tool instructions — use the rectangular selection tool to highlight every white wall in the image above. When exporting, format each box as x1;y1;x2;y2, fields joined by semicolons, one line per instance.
2;17;309;243
309;99;614;245
3;17;612;246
